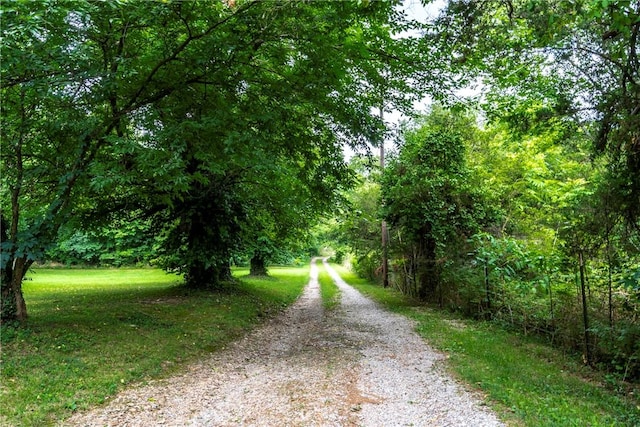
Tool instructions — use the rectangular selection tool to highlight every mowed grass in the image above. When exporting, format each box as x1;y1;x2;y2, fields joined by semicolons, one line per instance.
331;263;640;427
316;260;340;311
0;266;309;427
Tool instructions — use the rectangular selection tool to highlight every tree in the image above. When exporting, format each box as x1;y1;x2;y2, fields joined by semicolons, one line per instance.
426;2;639;369
337;156;385;281
241;160;341;277
1;0;433;321
2;0;264;319
431;0;640;225
381;106;488;302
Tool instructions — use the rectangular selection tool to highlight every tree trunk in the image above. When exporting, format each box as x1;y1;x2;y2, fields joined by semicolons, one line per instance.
411;246;418;298
579;251;592;366
185;261;214;289
1;213;31;323
185;260;232;289
381;220;389;288
1;270;19;322
416;231;438;301
484;260;492;317
250;253;268;276
379;105;389;289
181;196;235;289
1;257;31;323
605;232;614;331
219;263;232;282
547;273;555;342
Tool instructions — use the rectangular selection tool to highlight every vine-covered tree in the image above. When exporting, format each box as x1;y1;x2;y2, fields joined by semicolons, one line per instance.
382;107;489;302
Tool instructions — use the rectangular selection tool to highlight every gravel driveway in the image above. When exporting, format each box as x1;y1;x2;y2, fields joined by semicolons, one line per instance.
67;258;504;426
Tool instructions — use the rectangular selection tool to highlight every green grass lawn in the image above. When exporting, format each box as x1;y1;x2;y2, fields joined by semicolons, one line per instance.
5;263;639;426
0;266;308;427
331;263;640;427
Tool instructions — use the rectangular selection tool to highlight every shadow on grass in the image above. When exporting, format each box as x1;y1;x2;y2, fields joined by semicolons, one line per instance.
1;266;308;427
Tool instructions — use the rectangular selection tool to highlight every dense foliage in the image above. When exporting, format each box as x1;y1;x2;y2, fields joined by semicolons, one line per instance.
336;103;640;381
322;0;640;381
1;0;430;321
2;0;639;383
433;0;640;225
381;108;491;302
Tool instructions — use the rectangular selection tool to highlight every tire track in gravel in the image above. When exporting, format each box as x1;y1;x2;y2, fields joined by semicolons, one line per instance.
67;258;503;426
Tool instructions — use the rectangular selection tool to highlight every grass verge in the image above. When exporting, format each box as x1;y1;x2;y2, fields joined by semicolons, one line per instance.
0;266;308;427
331;263;640;427
316;260;340;311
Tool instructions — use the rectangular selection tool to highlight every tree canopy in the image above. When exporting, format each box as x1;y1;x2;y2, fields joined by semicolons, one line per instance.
1;0;435;321
431;0;639;224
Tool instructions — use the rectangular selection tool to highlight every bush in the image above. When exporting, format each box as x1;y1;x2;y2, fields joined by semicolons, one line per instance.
331;247;348;264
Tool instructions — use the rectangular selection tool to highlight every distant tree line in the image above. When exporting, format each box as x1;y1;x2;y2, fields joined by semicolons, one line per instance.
44;218;313;269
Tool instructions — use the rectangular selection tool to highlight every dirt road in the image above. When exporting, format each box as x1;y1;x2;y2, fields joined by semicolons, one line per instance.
67;259;503;426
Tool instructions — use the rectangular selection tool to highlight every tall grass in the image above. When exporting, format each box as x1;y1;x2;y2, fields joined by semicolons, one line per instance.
331;263;640;427
0;266;308;426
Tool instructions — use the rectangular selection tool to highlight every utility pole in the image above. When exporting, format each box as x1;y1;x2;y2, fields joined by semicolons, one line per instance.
380;105;389;288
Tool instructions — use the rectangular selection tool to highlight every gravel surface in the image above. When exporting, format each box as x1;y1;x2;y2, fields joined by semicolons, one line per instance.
66;259;504;427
